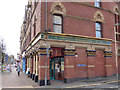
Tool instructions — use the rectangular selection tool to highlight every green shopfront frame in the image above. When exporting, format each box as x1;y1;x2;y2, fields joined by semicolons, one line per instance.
50;56;64;81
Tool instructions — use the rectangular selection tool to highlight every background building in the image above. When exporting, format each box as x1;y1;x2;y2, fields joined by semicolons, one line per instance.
20;0;120;86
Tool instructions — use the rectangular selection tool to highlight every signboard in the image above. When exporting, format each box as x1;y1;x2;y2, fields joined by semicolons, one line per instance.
77;64;86;67
47;34;111;45
23;58;25;72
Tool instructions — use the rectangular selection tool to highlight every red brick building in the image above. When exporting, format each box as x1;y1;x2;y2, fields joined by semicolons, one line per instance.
20;0;120;86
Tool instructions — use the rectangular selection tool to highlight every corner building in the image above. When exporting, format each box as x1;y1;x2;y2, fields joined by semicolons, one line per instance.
20;0;120;86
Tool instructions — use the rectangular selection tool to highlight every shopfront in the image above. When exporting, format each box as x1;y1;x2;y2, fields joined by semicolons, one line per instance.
50;56;64;81
49;47;65;82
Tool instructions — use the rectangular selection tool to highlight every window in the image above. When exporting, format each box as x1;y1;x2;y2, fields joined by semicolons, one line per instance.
95;22;102;38
95;0;101;7
33;23;36;36
34;0;38;9
115;14;120;41
53;15;62;33
29;29;31;42
33;15;37;37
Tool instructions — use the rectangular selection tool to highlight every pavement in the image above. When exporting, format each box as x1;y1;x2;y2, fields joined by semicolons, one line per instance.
2;70;38;88
1;68;120;89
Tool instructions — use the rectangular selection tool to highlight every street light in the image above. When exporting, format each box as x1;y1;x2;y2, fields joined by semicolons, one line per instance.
114;23;119;78
45;0;48;86
44;42;49;86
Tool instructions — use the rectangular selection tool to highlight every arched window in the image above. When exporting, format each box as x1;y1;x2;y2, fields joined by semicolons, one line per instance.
95;22;102;38
51;2;66;33
53;15;62;33
94;11;104;38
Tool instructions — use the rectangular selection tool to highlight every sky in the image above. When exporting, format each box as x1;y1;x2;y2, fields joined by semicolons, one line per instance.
0;0;28;59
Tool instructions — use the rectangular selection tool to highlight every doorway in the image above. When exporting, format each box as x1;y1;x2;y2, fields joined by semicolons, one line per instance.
50;56;64;81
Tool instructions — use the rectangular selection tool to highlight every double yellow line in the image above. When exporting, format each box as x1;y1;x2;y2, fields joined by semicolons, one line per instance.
65;83;102;88
65;80;120;88
105;80;120;84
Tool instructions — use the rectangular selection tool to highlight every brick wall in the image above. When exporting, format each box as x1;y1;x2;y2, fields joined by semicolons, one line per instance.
74;48;87;78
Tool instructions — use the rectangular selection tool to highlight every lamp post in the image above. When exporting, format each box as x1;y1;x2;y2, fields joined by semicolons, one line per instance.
114;23;120;78
45;43;49;86
45;0;48;86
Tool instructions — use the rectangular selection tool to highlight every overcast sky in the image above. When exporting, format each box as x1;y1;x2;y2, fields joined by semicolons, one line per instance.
0;0;28;59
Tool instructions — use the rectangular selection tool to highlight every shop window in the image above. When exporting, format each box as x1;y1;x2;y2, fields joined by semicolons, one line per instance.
95;0;101;7
53;15;62;33
95;22;102;38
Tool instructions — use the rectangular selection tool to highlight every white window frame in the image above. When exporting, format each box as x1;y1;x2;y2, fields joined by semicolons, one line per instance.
53;15;62;33
95;22;102;38
95;0;101;7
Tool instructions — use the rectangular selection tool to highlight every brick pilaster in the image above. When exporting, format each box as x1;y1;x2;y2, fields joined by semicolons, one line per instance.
37;47;52;86
86;50;96;78
64;49;76;83
104;51;114;76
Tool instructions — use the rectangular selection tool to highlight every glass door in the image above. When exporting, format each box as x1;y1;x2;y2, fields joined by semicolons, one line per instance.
50;56;64;81
50;59;55;80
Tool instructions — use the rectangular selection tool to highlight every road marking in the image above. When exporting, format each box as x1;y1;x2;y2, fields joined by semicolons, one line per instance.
65;85;89;88
105;82;111;84
79;85;89;87
65;83;103;88
89;83;102;86
3;86;33;88
65;80;119;88
110;87;114;88
111;81;118;83
105;80;120;84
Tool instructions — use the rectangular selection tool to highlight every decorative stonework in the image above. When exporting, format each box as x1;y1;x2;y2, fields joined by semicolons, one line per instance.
113;6;119;15
104;51;113;57
37;48;53;55
51;2;66;15
87;45;95;51
94;11;104;22
86;50;96;57
64;49;77;56
28;0;32;8
105;65;112;67
105;46;112;51
88;65;95;67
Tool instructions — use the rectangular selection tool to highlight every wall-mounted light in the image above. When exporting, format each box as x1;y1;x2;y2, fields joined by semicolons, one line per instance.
70;44;73;48
108;46;111;49
48;28;51;32
75;53;78;57
43;41;47;46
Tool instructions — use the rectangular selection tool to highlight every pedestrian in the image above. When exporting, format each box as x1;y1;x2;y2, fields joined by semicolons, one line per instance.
17;64;21;76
